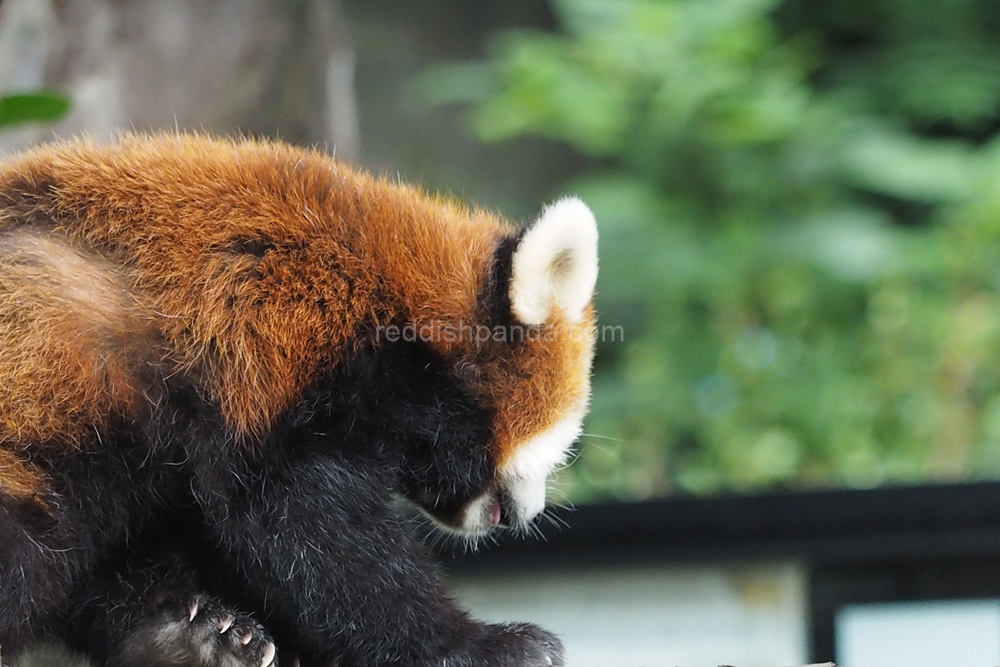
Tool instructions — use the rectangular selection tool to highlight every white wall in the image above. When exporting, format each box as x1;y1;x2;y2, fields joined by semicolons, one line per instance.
837;599;1000;667
451;561;808;667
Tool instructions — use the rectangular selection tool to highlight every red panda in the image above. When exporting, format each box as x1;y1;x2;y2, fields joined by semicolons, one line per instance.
0;134;598;667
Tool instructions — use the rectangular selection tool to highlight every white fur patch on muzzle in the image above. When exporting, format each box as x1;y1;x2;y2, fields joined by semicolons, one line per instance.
497;409;586;527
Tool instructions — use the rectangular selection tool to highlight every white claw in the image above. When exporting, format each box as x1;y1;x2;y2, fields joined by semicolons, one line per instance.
240;632;253;646
260;642;276;667
545;656;552;666
188;601;200;622
217;616;233;633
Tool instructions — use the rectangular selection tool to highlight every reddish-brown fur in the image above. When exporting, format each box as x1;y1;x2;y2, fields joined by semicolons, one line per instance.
0;133;593;495
0;230;153;448
0;449;47;503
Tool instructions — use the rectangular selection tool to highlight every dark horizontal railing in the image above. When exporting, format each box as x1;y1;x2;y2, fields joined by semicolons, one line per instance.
442;481;1000;572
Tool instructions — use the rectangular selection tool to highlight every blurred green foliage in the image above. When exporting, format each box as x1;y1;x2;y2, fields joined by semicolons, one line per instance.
422;0;1000;501
0;92;69;129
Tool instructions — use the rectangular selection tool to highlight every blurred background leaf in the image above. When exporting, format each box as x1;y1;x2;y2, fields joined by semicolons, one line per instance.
0;93;70;129
418;0;1000;502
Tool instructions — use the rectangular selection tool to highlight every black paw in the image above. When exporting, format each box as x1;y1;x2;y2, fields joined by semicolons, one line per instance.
469;622;564;667
115;594;277;667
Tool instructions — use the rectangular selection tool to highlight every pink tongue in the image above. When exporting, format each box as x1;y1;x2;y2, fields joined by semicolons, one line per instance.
489;498;502;526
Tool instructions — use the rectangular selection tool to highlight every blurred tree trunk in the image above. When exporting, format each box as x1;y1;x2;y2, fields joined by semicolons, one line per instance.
0;0;359;157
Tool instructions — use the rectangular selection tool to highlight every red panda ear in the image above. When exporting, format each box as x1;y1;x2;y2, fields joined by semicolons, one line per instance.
509;197;598;325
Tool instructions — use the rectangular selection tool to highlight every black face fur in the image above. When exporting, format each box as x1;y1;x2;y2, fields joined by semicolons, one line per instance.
290;335;497;531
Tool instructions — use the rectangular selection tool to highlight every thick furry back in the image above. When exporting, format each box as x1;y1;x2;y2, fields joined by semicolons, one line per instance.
0;134;512;444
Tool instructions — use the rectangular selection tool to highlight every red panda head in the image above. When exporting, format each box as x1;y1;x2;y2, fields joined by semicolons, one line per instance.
485;198;598;530
402;198;599;537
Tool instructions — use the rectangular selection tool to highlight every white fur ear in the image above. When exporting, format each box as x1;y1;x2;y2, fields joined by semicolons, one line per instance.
509;197;598;325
